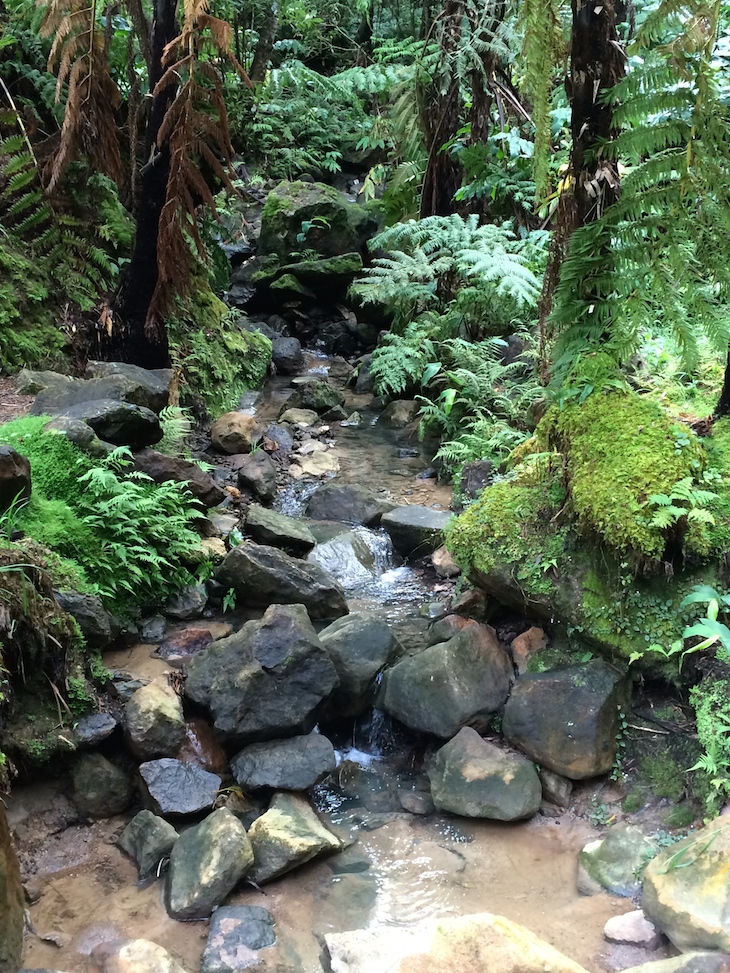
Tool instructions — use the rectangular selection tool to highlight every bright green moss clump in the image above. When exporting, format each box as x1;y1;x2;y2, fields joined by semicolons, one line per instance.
544;391;705;560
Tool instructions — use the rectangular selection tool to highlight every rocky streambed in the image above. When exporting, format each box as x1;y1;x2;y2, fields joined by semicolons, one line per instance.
4;353;728;973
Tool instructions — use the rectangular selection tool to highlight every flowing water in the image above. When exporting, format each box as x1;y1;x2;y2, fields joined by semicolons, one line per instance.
11;355;649;973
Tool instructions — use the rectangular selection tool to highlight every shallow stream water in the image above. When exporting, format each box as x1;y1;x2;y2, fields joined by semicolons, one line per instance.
12;356;644;973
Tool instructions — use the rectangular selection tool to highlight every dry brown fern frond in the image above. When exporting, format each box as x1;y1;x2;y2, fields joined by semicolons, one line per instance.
40;0;123;192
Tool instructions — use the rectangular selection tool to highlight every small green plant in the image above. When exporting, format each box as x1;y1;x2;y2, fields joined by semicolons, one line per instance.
588;797;612;827
222;587;236;613
647;478;717;530
0;490;30;540
296;216;330;244
157;406;194;458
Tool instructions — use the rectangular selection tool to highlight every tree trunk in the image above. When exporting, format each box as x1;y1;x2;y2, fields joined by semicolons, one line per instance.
111;0;178;367
716;349;730;417
537;0;625;378
419;0;464;218
250;2;279;83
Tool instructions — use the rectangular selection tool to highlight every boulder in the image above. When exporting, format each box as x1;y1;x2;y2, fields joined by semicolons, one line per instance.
236;451;278;503
381;505;453;558
133;449;225;507
185;604;339;745
71;753;132;818
319;612;401;717
215;543;348;619
0;805;24;973
139;758;221;816
88;938;187;973
305;483;396;525
604;911;663;950
284;380;345;414
509;627;547;675
460;460;494;500
202;906;276;973
259;180;372;259
354;358;374;394
432;546;460;578
157;629;214;666
427;615;478;645
118;810;179;886
278;408;319;428
279;253;363;295
211;413;262;454
502;660;624;779
248;792;341;883
16;368;73;395
642;816;730;951
616;955;730;973
164;583;207;620
232;733;336;791
73;712;118;748
262;422;294;459
31;371;168;415
166;808;254;920
54;590;114;648
427;727;542;821
124;678;186;760
86;360;173;400
0;445;30;513
538;768;573;808
379;624;512;738
47;399;162;449
43;416;110;455
578;824;656;897
308;530;384;588
325;913;592;973
271;337;303;375
245;505;316;556
378;400;419;429
299;451;340;476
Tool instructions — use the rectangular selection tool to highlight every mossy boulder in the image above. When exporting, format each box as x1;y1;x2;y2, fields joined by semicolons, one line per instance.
259;181;375;259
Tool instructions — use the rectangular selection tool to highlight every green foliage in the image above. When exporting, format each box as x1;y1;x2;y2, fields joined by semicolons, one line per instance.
0;415;93;504
369;317;443;397
689;678;730;816
157;406;195;458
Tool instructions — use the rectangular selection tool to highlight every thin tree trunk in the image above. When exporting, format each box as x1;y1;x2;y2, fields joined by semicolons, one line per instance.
111;0;178;367
715;349;730;417
250;3;278;83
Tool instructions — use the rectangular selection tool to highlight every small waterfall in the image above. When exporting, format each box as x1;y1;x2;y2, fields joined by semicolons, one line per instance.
308;527;396;590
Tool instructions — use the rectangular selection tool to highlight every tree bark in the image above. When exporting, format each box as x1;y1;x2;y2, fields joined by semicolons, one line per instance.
111;0;178;367
716;349;730;417
250;2;279;83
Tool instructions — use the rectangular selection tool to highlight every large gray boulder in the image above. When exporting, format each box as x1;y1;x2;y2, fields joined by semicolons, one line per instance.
245;505;316;556
231;733;336;791
215;543;348;619
285;379;345;414
124;678;186;760
578;824;656;897
271;337;303;375
427;727;542;821
380;505;453;558
319;612;401;717
139;758;221;816
502;660;625;779
379;624;512;738
305;483;396;526
0;445;30;513
31;370;168;415
166;808;254;920
236;451;278;504
16;368;73;395
248;792;341;883
43;415;111;455
53;590;115;648
71;753;132;818
185;604;340;745
118;810;179;886
44;398;162;449
134;449;224;507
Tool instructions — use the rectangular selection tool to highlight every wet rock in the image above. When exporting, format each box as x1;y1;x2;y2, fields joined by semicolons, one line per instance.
211;412;262;454
604;911;663;950
341;412;362;428
133;449;225;507
510;627;547;675
398;789;435;815
157;628;214;666
381;505;453;558
139;758;221;816
0;445;30;513
207;512;239;537
125;678;186;760
502;660;624;779
379;624;512;738
141;615;166;642
164;583;207;620
642;816;730;951
262;422;294;458
378;399;420;429
431;546;460;578
72;753;132;818
538;768;572;808
54;590;114;648
16;368;74;395
237;451;278;503
578;824;655;897
460;460;494;500
32;371;168;416
300;450;340;476
325;912;592;973
232;733;336;791
427;615;478;645
86;360;173;402
285;380;345;414
0;805;24;973
245;505;316;556
177;718;229;775
185;604;339;745
52;399;163;449
617;955;730;973
118;810;179;886
271;337;303;375
354;356;374;394
88;938;187;973
43;416;111;455
319;612;401;717
305;483;395;525
201;906;276;973
215;543;348;619
166;807;253;920
248;792;341;883
308;530;382;588
73;712;118;748
279;408;319;427
428;727;542;821
450;588;488;619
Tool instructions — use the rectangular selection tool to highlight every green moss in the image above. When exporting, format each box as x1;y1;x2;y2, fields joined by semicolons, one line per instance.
270;273;315;297
0;416;94;505
640;753;686;800
663;804;696;828
544;391;705;561
695;417;730;556
622;792;643;813
0;242;66;371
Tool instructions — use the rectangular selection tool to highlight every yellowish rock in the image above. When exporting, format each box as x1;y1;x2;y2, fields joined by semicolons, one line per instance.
300;451;340;476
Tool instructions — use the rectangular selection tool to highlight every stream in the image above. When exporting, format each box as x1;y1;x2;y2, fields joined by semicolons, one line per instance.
9;354;649;973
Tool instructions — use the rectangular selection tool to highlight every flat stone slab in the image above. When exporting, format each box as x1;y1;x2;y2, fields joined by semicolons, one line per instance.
202;906;276;973
139;758;221;816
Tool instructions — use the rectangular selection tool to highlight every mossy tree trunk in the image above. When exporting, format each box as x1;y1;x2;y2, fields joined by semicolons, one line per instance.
250;2;279;83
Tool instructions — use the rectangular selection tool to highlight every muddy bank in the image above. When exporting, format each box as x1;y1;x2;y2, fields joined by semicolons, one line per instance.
1;802;24;973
